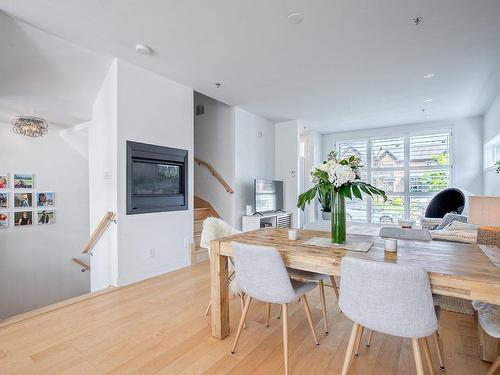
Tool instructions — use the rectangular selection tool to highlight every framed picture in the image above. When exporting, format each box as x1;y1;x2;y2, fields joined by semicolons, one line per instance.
0;192;7;208
37;210;55;225
14;173;34;189
14;211;32;226
0;212;8;229
14;192;33;208
0;174;7;189
37;192;54;207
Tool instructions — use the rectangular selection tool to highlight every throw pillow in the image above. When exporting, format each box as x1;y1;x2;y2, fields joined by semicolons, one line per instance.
444;221;479;231
436;213;468;230
431;229;477;244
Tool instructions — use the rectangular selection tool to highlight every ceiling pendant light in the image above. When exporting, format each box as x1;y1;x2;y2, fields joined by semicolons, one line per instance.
11;115;49;137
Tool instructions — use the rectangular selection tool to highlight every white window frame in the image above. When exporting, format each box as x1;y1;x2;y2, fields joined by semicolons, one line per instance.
484;133;500;171
335;127;453;223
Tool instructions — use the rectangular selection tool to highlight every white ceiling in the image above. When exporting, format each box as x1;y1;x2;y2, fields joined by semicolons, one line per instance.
1;0;500;132
0;11;111;127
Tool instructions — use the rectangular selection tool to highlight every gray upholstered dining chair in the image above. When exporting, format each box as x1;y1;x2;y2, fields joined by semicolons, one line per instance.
379;227;432;241
473;302;500;375
366;226;444;370
287;221;340;334
339;257;440;375
286;268;339;334
230;242;319;375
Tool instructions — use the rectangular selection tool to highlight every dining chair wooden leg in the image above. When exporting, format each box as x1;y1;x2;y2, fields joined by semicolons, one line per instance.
366;329;374;348
354;325;364;356
239;293;247;329
301;294;319;345
487;354;500;375
432;332;445;369
266;303;271;327
277;304;283;320
330;276;340;301
341;322;360;375
318;280;329;335
282;303;289;375
421;337;435;375
204;300;212;316
412;337;425;375
231;295;252;354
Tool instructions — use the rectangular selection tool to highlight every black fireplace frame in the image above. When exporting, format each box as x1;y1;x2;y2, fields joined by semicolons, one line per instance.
126;141;188;215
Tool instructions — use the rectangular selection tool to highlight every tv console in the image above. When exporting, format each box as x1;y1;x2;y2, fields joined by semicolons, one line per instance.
242;211;292;232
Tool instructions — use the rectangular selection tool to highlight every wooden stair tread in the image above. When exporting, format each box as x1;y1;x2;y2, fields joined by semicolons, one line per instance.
192;196;220;265
194;207;213;221
193;246;207;254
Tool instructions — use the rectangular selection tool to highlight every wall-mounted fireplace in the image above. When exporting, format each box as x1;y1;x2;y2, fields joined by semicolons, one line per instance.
126;141;188;214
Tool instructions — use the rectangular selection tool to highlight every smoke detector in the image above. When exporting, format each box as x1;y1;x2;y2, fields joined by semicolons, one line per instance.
135;44;152;56
412;16;423;26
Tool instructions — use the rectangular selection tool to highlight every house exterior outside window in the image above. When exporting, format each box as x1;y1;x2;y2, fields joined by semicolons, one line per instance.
335;130;452;224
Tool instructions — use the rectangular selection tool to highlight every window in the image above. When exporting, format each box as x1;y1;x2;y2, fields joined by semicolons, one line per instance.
337;140;368;223
484;134;500;170
336;130;451;224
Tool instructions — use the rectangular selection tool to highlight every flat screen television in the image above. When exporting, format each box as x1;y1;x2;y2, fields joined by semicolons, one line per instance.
254;179;284;213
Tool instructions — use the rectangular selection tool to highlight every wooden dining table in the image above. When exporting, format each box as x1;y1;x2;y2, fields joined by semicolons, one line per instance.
209;227;500;340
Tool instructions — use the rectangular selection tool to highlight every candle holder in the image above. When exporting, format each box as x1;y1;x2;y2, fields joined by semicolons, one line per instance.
384;238;398;253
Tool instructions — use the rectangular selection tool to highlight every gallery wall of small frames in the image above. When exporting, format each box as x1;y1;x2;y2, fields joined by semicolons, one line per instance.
0;173;55;229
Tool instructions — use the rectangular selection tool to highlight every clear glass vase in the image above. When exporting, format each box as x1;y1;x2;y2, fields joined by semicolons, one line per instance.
331;190;346;245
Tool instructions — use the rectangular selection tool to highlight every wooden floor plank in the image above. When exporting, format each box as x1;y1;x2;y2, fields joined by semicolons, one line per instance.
0;261;492;374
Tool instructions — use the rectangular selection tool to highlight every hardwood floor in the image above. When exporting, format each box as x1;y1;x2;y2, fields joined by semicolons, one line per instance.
0;261;491;374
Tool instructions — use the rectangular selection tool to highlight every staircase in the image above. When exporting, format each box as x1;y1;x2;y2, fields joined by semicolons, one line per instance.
192;196;220;264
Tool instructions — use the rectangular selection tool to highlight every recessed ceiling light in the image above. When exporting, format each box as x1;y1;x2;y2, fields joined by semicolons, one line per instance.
288;13;303;24
423;73;435;79
135;44;152;56
423;98;433;103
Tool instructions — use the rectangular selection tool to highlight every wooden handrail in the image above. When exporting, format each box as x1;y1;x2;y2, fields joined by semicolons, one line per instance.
72;258;90;271
82;211;115;254
194;158;234;193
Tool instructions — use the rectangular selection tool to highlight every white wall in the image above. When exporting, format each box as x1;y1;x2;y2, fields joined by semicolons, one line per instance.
89;59;193;289
300;130;323;223
116;60;193;285
234;108;275;228
484;93;500;195
275;120;300;228
0;122;89;318
193;96;275;230
89;59;118;291
322;116;484;195
193;93;236;225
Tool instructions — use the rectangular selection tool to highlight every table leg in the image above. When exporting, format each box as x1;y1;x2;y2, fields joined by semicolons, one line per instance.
210;240;230;339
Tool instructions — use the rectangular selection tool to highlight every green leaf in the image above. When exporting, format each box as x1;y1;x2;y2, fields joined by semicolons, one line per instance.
297;186;318;210
357;183;373;198
352;185;362;200
317;183;332;211
339;185;352;200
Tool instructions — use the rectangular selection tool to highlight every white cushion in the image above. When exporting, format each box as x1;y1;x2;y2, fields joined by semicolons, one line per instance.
431;229;477;244
443;221;479;231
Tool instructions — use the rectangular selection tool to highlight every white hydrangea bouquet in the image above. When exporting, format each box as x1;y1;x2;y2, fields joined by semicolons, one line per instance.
297;150;386;244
